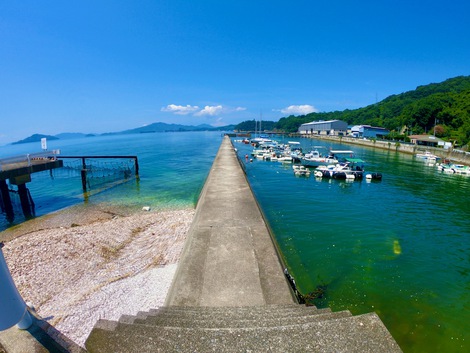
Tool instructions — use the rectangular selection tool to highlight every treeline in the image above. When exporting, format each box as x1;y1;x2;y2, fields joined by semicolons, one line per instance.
236;76;470;147
234;120;277;132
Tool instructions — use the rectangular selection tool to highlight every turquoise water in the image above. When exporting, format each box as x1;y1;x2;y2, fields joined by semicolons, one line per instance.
0;132;223;227
1;132;468;352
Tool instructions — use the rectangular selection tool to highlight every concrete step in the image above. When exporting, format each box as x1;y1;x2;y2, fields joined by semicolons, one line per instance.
118;304;330;324
151;303;321;315
85;312;402;353
129;304;330;318
129;310;352;328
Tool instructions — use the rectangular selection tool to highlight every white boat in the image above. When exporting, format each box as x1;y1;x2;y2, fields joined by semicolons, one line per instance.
292;165;310;177
437;163;470;175
416;151;440;163
277;155;293;163
315;163;355;179
315;162;376;180
451;164;470;175
301;150;338;167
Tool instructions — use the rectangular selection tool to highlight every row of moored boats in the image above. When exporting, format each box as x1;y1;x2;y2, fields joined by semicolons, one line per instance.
241;137;383;181
415;151;470;175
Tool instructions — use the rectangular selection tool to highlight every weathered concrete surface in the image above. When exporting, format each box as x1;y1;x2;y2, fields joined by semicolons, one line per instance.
0;308;85;353
165;136;295;306
86;306;402;353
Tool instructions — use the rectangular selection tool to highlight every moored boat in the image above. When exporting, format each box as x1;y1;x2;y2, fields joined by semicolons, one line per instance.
292;165;310;177
415;151;441;164
301;150;338;167
437;162;470;175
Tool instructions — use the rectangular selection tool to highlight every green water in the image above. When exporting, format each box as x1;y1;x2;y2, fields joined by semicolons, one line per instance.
234;138;469;352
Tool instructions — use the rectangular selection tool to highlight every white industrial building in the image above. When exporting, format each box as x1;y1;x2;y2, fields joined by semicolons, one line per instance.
298;120;348;136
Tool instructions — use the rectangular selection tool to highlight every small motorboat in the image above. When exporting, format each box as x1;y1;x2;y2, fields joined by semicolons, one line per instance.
292;165;310;177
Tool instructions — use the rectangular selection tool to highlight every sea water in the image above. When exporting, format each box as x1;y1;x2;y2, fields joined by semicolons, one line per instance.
0;132;469;352
0;132;223;227
233;137;469;353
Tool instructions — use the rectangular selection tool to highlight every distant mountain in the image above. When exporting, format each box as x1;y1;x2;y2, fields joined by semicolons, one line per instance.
11;134;59;145
108;122;235;134
207;124;236;131
10;122;236;145
115;122;212;134
55;132;96;139
195;124;214;129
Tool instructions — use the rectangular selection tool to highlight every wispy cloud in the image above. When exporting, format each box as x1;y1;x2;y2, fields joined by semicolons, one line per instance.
161;104;200;115
280;104;318;115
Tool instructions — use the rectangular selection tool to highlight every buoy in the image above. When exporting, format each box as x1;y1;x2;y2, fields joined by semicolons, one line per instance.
393;240;402;255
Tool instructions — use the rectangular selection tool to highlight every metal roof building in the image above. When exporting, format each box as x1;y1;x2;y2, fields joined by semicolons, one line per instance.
350;125;390;138
298;120;348;136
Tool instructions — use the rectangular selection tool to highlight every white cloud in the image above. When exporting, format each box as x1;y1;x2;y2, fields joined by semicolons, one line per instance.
280;104;318;115
195;105;224;116
161;104;246;118
161;104;200;115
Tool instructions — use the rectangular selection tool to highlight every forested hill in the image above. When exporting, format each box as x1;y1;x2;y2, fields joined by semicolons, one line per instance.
273;75;470;147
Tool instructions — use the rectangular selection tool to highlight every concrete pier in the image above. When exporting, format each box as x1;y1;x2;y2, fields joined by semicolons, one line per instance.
86;136;402;352
0;153;63;221
165;135;295;306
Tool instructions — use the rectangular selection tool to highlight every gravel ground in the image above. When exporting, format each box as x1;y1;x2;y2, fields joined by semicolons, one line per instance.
1;205;194;347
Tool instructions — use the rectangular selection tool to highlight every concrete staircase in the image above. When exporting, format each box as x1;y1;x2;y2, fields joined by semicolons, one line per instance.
85;304;402;352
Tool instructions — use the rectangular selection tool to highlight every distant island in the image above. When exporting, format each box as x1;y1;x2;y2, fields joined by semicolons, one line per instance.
11;134;60;145
10;123;235;145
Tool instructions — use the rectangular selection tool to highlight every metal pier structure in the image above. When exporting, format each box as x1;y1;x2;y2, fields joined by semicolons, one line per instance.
0;153;139;222
0;152;63;221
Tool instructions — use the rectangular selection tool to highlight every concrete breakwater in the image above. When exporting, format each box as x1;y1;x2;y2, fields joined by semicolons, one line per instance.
85;136;402;352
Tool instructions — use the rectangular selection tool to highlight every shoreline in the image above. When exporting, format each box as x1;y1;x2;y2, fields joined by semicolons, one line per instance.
1;204;195;347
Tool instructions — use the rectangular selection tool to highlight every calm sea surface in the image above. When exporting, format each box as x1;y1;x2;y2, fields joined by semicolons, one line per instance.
0;132;468;352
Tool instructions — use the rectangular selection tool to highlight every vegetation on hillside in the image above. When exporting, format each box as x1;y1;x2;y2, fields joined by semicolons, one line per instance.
236;76;470;148
234;120;277;132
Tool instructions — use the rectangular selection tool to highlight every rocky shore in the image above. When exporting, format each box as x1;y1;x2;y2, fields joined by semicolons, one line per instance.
1;204;195;347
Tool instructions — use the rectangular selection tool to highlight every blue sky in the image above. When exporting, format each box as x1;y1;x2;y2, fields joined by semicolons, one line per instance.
1;0;469;144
